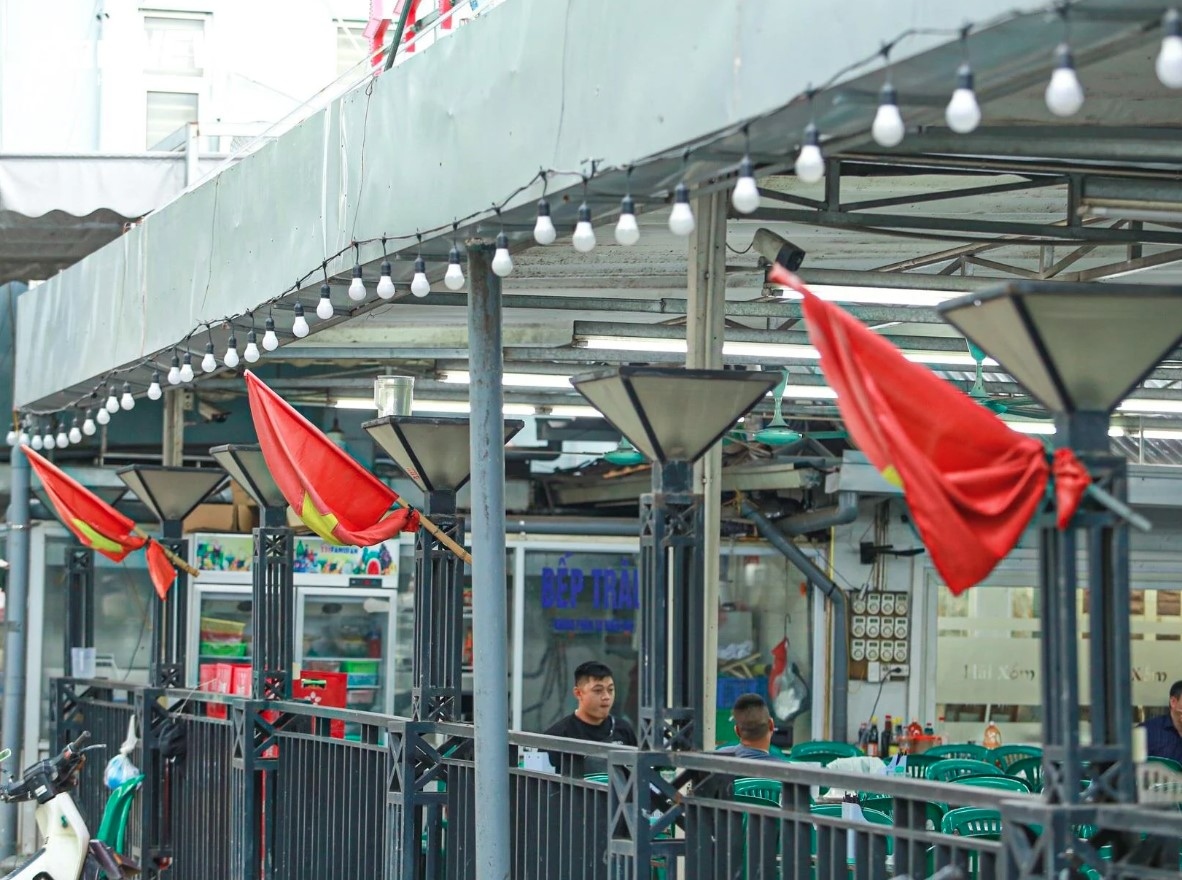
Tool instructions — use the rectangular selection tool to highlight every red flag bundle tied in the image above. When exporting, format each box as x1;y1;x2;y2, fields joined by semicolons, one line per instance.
770;266;1090;593
23;445;177;599
244;370;420;546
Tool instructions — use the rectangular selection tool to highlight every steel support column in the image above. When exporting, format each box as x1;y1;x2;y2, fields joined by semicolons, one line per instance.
466;241;511;880
1006;412;1139;878
0;447;31;860
63;544;95;675
150;522;188;689
638;460;706;753
686;190;726;748
412;491;465;722
251;518;294;700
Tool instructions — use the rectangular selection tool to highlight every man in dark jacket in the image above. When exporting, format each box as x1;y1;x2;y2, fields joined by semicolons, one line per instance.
1142;680;1182;764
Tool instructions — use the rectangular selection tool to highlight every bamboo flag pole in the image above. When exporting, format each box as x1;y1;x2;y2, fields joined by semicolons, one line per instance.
132;527;200;577
394;501;473;566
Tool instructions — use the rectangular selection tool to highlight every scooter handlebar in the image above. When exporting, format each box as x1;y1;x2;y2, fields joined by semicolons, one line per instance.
63;731;91;760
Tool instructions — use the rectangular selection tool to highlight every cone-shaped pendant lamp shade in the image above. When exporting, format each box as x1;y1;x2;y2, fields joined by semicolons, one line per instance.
363;416;524;494
209;444;287;510
570;366;779;466
116;465;227;524
939;282;1182;415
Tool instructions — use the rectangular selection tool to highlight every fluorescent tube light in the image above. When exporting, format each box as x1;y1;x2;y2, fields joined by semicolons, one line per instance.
774;284;958;308
439;370;575;389
1118;399;1182;415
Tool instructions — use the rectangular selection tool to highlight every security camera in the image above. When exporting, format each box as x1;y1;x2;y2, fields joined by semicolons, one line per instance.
751;228;806;272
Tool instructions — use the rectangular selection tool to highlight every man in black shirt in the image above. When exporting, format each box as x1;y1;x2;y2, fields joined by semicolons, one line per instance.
543;661;636;772
1141;680;1182;765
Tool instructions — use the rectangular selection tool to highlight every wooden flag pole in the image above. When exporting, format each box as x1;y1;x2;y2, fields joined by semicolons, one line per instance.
132;528;201;577
395;502;473;566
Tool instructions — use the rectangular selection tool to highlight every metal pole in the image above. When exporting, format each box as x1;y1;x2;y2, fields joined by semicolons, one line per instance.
686;190;726;748
0;449;30;859
162;390;185;467
466;241;510;880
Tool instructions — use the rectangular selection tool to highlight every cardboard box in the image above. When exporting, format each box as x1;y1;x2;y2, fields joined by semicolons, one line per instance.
184;503;237;534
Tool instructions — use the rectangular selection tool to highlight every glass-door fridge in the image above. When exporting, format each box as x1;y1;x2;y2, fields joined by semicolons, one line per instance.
188;532;401;717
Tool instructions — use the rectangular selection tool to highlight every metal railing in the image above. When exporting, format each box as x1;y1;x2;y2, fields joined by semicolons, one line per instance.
51;678;1182;880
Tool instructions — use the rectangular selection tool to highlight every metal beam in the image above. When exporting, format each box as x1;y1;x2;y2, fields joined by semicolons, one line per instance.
840;177;1060;213
749;206;1182;246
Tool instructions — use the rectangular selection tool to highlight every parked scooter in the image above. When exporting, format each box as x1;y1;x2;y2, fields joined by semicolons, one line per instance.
0;732;137;879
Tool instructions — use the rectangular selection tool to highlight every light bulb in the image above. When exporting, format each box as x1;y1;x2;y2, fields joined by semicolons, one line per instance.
1157;9;1182;87
147;372;162;400
30;434;42;450
179;354;194;383
244;330;261;363
615;195;640;246
96;407;111;426
444;246;465;290
945;63;981;134
262;317;279;351
55;429;68;448
376;259;396;299
1045;44;1084;117
4;429;15;446
794;123;825;184
572;203;596;253
68;421;82;445
533;198;557;245
871;83;906;147
44;432;56;451
317;283;335;320
491;233;513;277
348;263;366;301
18;429;28;445
82;413;96;436
167;355;181;385
668;182;695;236
731;158;760;214
120;382;135;410
105;386;119;413
201;342;217;373
292;303;310;338
411;257;431;297
223;336;240;369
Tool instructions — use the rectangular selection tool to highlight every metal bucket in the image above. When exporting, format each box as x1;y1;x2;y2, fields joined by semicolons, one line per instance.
374;375;414;416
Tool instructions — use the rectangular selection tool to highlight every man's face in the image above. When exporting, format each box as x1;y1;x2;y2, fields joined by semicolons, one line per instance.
1171;694;1181;725
574;676;616;722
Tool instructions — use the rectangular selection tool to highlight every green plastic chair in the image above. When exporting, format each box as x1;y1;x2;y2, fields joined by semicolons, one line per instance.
1147;756;1182;774
988;744;1042;770
810;803;894;857
584;773;609;785
858;792;946;831
952;774;1031;794
733;777;782;805
904;753;939;779
940;806;1002;840
926;759;1006;783
95;775;143;854
788;741;861;762
1005;756;1043;792
924;744;991;762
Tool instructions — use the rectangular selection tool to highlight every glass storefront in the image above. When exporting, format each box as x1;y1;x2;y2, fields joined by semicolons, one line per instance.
934;550;1182;745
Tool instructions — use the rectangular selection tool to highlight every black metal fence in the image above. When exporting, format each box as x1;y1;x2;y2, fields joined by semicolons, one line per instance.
52;678;1182;880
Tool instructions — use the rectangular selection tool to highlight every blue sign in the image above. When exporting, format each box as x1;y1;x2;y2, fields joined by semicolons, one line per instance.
540;555;638;632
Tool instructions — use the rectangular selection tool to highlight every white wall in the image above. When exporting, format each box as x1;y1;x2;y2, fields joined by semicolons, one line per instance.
0;0;376;153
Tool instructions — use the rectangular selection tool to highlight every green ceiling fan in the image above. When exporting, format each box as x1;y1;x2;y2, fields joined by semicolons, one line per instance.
602;436;646;466
966;341;1046;419
753;369;803;447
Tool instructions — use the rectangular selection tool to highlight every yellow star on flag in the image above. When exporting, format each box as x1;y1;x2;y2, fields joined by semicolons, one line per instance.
71;519;126;555
881;465;904;489
299;493;344;545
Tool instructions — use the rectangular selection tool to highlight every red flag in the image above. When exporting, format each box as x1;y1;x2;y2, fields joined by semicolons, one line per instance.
244;371;420;546
23;445;178;598
772;267;1089;593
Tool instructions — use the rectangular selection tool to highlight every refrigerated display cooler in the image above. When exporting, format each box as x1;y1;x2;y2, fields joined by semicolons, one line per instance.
187;532;401;716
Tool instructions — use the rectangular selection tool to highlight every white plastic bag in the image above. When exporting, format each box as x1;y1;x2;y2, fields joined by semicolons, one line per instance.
103;716;140;790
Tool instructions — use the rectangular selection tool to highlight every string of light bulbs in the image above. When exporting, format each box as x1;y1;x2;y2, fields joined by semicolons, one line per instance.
11;0;1180;447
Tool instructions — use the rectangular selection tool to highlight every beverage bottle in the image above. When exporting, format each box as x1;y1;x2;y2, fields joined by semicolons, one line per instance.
880;715;892;758
866;717;879;757
892;722;904;757
922;720;934;736
856;722;868;751
983;720;1002;749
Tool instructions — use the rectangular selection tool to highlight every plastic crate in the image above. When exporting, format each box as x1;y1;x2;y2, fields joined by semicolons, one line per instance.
717;676;768;709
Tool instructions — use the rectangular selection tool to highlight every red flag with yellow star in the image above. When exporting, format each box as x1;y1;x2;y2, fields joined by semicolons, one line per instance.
771;266;1089;594
244;371;420;545
23;445;178;599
